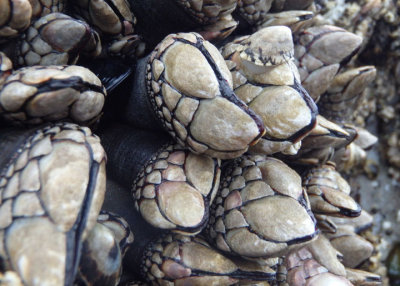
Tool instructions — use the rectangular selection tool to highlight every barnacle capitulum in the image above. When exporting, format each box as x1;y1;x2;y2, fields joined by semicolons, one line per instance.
331;126;378;174
305;234;347;277
345;268;382;286
0;0;32;41
315;206;374;271
132;143;221;235
175;0;237;25
284;244;353;286
302;161;362;217
0;65;106;125
325;226;374;268
0;52;12;86
221;26;318;155
257;10;314;32
141;233;275;285
300;115;356;151
16;13;101;66
71;0;136;38
316;209;373;234
174;0;238;40
127;0;238;50
77;223;122;286
145;32;265;159
312;0;383;51
106;34;145;59
236;0;314;28
76;211;134;286
97;211;134;257
29;0;66;19
332;142;368;173
282;234;381;285
100;124;221;235
207;155;318;260
293;115;356;166
70;0;145;58
236;0;275;27
319;66;377;124
352;126;378;150
0;122;106;286
294;25;363;102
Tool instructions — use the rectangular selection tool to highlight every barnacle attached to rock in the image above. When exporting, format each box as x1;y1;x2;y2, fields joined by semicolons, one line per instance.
29;0;66;19
294;25;363;101
97;211;134;257
132;143;221;235
236;0;274;27
0;65;106;125
332;142;368;173
293;115;356;166
128;0;238;49
221;26;318;156
71;0;136;38
16;13;102;66
207;155;318;260
325;226;374;268
236;0;313;28
174;0;238;40
316;209;374;234
106;34;145;59
143;32;265;159
0;0;32;41
319;66;377;124
312;208;380;284
283;233;382;285
283;242;353;285
70;0;145;58
302;161;362;217
345;268;382;286
0;122;106;285
141;233;275;285
175;0;237;25
331;126;378;174
312;0;384;50
100;124;221;235
0;0;386;284
76;211;134;286
256;10;314;32
302;115;356;148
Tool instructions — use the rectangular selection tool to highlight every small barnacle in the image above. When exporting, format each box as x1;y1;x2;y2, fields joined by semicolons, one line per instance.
16;13;101;66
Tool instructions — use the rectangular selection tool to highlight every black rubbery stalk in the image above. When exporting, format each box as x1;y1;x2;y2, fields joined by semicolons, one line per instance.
98;123;170;188
124;56;163;130
128;0;199;50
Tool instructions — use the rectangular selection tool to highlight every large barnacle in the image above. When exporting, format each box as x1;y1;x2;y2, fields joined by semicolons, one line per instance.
0;123;106;285
144;32;265;159
0;65;106;125
207;155;318;260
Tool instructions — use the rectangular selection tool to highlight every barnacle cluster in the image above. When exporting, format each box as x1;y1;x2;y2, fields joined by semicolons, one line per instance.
0;0;397;285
